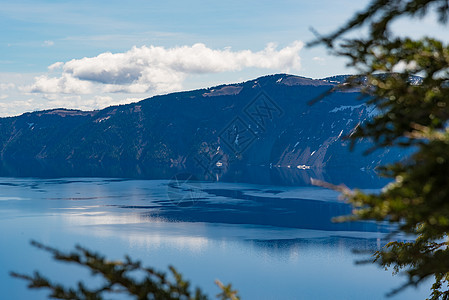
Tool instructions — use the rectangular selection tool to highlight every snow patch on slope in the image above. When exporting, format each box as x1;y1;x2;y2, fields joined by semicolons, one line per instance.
330;104;364;113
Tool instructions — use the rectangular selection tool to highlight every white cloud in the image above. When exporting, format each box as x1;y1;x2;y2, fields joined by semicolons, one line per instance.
43;40;54;47
36;94;137;111
87;95;130;109
27;41;303;95
41;94;82;108
0;42;303;117
25;74;93;94
0;83;15;90
0;98;37;117
48;62;63;71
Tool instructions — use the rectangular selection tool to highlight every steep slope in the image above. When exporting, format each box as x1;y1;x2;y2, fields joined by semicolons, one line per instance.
0;74;406;186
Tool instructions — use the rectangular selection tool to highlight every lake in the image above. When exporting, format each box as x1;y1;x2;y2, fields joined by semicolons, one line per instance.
0;177;429;299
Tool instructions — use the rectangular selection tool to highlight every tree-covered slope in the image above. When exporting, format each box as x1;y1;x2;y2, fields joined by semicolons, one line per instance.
0;74;406;185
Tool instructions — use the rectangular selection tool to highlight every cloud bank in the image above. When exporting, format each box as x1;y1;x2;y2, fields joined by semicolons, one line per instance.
27;41;303;95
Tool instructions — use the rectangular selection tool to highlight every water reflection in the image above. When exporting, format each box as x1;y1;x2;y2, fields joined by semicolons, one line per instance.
0;177;430;300
0;158;389;188
111;187;391;233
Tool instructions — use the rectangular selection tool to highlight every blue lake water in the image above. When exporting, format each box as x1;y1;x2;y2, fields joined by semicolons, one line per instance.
0;177;429;299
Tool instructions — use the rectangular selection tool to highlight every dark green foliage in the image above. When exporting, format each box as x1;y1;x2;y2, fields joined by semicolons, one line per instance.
11;241;239;300
312;0;449;298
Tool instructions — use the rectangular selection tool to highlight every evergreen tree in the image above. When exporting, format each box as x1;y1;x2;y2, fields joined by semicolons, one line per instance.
310;0;449;298
11;241;239;300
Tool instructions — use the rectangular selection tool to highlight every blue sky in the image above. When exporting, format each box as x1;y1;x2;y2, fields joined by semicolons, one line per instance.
0;0;447;116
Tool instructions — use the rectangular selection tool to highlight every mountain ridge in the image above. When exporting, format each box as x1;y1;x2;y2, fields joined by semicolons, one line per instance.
0;74;406;186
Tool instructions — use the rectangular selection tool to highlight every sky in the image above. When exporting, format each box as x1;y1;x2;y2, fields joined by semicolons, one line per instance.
0;0;448;117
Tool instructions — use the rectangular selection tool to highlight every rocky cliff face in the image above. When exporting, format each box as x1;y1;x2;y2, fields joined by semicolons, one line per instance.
0;74;406;186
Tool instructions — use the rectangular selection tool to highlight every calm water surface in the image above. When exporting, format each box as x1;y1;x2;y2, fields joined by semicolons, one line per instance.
0;178;429;299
